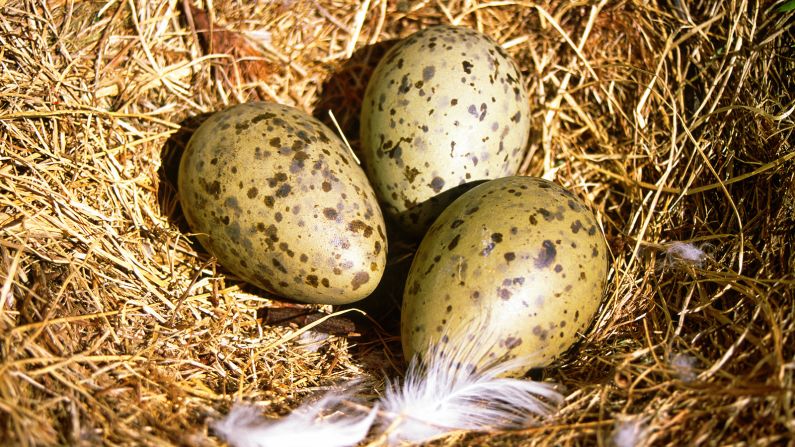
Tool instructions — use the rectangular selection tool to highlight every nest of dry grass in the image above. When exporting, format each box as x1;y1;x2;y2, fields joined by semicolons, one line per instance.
1;0;793;445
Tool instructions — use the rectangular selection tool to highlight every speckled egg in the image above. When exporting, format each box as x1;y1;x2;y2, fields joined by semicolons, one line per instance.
401;176;608;373
360;25;532;235
178;102;387;305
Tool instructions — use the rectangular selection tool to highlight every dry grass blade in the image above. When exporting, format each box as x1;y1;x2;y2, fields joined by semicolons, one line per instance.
0;0;792;446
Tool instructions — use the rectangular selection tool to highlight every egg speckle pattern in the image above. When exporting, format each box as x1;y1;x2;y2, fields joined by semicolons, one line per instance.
401;176;608;374
178;102;387;305
360;25;532;235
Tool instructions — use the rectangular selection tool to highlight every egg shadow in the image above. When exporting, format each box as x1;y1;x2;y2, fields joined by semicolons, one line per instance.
310;39;409;333
392;179;491;239
157;112;215;235
340;231;415;335
312;39;399;165
341;179;491;336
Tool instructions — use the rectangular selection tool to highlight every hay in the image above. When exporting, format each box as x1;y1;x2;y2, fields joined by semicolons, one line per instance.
0;0;792;445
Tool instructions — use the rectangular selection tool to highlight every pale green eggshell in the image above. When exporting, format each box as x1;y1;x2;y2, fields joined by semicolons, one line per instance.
178;102;387;305
401;176;608;373
361;25;532;235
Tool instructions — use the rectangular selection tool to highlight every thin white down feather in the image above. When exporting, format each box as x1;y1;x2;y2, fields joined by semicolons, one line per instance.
212;390;377;447
666;242;708;266
611;415;650;447
377;320;564;445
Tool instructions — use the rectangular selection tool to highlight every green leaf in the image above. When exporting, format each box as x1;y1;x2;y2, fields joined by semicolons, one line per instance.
778;0;795;12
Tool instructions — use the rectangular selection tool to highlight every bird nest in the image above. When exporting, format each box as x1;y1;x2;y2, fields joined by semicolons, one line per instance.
1;0;793;445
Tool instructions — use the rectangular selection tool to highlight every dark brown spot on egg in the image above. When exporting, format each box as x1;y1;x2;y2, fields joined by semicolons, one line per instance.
504;252;516;262
264;224;279;241
571;220;583;233
404;166;421;183
398;74;411;94
462;60;473;74
203;180;221;197
448;234;460;250
306;275;319;287
291;150;309;171
348;220;373;237
322;181;332;192
423;66;435;81
323;208;338;220
247;187;258;198
534;240;557;268
272;258;287;274
407;280;421;295
430;176;445;193
251;112;275;124
275;184;291;198
450;219;464;229
351;271;369;290
278;242;294;257
503;337;522;349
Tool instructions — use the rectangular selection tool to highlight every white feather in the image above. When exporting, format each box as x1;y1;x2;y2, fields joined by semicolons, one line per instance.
611;414;650;447
665;242;707;266
212;390;377;447
297;330;330;352
377;320;564;445
670;352;698;382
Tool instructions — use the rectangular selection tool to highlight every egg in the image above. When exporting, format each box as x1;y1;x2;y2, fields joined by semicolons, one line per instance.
401;176;608;374
360;25;532;235
178;102;387;305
